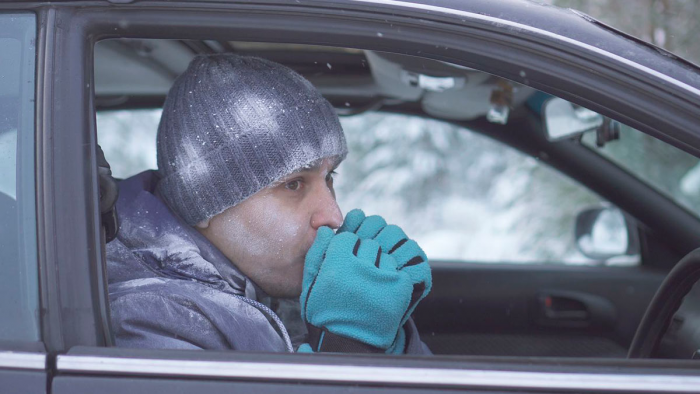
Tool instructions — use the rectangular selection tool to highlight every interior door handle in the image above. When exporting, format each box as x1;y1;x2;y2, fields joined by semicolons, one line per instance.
540;294;590;321
534;290;617;329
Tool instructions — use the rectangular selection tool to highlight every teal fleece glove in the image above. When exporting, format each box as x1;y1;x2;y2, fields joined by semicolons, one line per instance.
296;343;314;353
339;209;432;330
300;227;418;353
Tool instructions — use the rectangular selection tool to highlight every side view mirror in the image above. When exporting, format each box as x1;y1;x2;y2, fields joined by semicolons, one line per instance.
543;98;603;141
574;206;639;263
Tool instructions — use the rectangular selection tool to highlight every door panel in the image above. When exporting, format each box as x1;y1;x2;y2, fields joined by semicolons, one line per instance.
414;262;665;357
52;348;700;393
0;369;46;394
0;350;47;394
53;376;505;394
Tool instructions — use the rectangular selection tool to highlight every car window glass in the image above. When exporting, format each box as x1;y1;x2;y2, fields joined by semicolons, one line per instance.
0;13;39;341
335;113;638;265
98;109;639;266
581;125;700;218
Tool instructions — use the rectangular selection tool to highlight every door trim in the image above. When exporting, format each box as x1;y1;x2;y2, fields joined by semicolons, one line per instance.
0;351;46;370
56;354;700;392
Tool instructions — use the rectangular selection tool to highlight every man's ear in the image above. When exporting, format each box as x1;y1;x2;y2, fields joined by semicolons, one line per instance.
196;218;210;229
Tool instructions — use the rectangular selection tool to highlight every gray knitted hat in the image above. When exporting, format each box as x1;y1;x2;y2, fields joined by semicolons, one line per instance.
156;54;347;226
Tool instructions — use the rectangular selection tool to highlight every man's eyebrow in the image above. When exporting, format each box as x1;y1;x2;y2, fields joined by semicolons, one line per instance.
293;157;342;174
271;158;341;187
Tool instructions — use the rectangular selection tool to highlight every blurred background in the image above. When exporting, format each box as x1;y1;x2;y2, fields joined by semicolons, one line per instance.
547;0;700;65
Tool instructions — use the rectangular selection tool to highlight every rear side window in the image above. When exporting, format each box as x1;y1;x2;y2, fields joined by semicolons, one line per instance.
0;13;39;341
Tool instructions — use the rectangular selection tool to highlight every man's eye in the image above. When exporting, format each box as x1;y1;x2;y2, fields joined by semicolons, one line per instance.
326;170;338;183
285;180;301;191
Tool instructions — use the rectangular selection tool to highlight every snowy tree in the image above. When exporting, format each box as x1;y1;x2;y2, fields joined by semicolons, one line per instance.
335;113;606;263
550;0;700;65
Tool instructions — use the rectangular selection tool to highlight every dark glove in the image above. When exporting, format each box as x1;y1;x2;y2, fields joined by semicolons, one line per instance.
97;144;119;242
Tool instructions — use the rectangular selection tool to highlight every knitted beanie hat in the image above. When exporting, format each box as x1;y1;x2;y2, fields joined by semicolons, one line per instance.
156;54;347;226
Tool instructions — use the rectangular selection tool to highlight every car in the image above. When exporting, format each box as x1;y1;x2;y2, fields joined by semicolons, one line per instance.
2;0;700;392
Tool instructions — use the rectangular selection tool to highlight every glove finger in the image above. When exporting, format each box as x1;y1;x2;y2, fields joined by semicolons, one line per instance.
376;252;400;271
301;226;335;314
393;238;432;321
399;250;432;298
324;231;360;258
354;237;399;271
374;225;409;255
304;227;336;279
402;262;432;297
389;239;427;270
337;208;365;234
354;238;382;268
400;280;428;327
400;260;432;323
396;264;432;329
355;215;387;239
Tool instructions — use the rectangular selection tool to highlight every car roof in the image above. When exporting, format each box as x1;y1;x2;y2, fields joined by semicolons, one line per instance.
85;0;700;78
11;0;695;132
372;0;700;87
85;0;700;119
16;0;700;87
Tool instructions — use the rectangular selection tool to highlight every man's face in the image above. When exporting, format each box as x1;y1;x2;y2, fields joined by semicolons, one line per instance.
197;157;343;298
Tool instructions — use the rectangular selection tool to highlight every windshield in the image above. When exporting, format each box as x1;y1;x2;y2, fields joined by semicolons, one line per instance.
581;125;700;218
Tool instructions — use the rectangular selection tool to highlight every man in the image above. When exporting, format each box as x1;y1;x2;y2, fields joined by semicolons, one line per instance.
107;54;431;354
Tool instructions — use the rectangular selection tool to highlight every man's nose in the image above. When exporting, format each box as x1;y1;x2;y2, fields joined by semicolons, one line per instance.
310;187;343;230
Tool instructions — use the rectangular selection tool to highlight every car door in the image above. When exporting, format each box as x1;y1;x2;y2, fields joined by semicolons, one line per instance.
0;11;48;394
17;0;700;393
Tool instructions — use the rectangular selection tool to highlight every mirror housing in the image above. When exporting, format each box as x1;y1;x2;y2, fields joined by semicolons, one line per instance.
543;98;603;141
574;206;639;263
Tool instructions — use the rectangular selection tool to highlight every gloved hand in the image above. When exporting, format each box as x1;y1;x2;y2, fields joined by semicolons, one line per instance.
339;209;432;330
300;210;431;354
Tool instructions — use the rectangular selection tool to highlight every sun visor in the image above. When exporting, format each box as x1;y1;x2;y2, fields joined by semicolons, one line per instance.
365;51;481;100
365;51;535;121
422;81;535;121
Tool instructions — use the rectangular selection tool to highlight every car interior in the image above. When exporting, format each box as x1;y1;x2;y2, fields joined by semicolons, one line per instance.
94;38;700;361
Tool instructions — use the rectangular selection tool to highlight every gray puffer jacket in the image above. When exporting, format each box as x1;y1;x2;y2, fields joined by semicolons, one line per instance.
107;171;428;353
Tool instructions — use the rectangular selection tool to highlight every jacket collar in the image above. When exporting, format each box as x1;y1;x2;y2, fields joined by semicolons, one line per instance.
113;170;263;300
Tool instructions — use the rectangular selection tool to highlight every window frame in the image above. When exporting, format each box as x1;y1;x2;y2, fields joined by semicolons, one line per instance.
18;0;700;390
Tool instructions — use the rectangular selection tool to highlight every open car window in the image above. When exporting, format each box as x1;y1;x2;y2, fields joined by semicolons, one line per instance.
94;38;670;366
98;108;639;266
